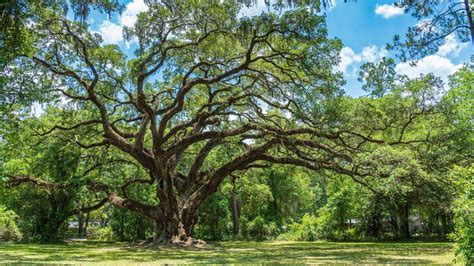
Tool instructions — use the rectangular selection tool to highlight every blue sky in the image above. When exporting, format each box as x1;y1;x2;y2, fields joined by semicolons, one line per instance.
86;0;472;97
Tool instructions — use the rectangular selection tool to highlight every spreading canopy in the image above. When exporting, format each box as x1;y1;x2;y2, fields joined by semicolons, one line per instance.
0;0;446;244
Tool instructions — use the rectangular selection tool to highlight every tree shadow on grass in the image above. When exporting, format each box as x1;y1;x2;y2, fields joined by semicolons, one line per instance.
0;241;454;264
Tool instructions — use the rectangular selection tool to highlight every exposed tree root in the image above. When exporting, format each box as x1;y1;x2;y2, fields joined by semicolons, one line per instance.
135;234;206;248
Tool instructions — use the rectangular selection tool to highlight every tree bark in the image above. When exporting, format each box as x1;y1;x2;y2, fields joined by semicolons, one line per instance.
399;202;410;239
464;0;474;44
230;175;240;237
389;212;399;238
231;190;240;237
107;191;201;245
84;211;90;236
77;213;84;237
152;209;199;245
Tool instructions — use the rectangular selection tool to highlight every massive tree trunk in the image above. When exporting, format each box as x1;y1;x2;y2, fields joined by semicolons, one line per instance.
152;208;200;245
154;177;198;244
107;186;203;245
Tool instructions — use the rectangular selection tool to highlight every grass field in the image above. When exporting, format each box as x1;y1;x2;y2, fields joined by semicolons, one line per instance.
0;240;455;265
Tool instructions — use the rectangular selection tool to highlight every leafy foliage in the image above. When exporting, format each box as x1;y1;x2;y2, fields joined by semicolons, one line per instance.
0;205;22;242
389;0;473;61
450;165;474;264
0;0;472;253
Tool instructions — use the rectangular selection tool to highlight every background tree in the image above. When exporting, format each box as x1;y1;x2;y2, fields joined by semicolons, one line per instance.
0;0;123;64
391;0;474;61
449;164;474;264
0;111;126;241
0;205;22;242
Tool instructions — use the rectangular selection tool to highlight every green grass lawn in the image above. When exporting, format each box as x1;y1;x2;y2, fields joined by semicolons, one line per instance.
0;240;455;265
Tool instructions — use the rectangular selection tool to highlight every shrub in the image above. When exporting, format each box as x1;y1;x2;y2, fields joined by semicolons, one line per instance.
279;213;319;241
279;212;354;241
265;222;279;239
0;206;22;242
88;226;115;241
109;208;155;241
248;216;267;241
241;216;278;241
193;193;231;240
239;216;249;239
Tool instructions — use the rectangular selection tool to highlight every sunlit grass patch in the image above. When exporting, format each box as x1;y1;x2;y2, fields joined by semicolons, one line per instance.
0;240;455;265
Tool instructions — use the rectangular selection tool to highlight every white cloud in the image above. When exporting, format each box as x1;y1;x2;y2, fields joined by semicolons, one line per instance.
361;45;388;62
395;55;462;81
97;0;149;45
239;0;271;18
239;0;338;18
395;34;469;82
86;16;95;24
375;4;405;19
415;19;435;34
338;47;358;73
325;0;337;11
338;45;387;73
31;102;45;117
98;20;123;44
436;35;469;57
120;0;149;27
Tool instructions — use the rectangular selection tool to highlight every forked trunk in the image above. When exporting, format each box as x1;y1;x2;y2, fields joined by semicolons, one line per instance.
151;212;203;246
108;171;207;246
154;216;185;244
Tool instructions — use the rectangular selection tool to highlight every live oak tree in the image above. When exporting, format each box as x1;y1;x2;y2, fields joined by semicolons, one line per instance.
0;0;443;244
0;0;123;62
